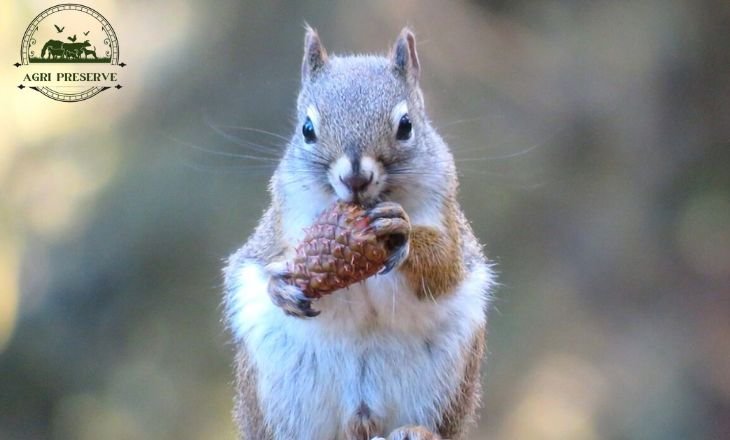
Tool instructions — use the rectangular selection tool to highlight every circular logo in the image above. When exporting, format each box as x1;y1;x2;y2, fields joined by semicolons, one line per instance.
18;4;123;102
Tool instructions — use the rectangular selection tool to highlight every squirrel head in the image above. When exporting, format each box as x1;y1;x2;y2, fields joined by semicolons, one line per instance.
279;26;453;209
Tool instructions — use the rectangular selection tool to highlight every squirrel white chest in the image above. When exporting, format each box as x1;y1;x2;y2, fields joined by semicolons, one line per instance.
229;262;489;439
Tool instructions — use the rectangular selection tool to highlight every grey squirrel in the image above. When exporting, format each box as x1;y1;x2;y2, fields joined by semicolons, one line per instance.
223;26;494;440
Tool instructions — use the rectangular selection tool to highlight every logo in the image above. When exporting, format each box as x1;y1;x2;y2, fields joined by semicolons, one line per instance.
15;4;126;102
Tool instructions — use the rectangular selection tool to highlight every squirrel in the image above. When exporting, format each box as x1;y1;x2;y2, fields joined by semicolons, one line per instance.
223;26;494;440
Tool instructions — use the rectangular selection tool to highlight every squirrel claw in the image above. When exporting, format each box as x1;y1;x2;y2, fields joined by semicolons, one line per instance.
366;202;411;243
268;274;320;318
288;297;320;318
380;242;409;275
367;201;411;274
368;217;410;240
379;262;395;275
366;201;408;221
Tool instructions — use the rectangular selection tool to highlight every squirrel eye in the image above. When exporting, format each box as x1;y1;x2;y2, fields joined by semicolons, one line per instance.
302;117;317;144
396;114;412;141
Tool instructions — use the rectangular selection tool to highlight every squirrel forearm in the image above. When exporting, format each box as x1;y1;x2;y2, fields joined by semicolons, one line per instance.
402;223;464;300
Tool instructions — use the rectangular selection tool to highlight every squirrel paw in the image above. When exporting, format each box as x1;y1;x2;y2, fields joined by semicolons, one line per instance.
266;261;320;318
366;201;411;274
382;426;442;440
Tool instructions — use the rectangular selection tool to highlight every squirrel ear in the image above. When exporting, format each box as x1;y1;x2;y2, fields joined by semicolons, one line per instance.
302;25;328;81
391;27;420;83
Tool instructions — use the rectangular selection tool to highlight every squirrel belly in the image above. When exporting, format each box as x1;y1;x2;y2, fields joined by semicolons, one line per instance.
224;192;494;438
226;247;492;439
223;26;495;440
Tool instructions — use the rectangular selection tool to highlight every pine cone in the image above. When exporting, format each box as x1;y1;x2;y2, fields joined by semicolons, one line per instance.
285;202;389;298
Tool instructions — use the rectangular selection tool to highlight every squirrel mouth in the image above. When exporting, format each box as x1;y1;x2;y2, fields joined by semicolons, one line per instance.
349;193;381;209
337;172;375;206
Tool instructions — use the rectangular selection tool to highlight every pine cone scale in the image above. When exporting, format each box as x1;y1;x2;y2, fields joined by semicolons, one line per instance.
285;202;389;298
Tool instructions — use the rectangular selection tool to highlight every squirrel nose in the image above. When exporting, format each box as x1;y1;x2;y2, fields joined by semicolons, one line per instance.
339;172;373;193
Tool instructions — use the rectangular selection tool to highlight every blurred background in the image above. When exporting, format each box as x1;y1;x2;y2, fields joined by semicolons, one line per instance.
2;0;729;439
